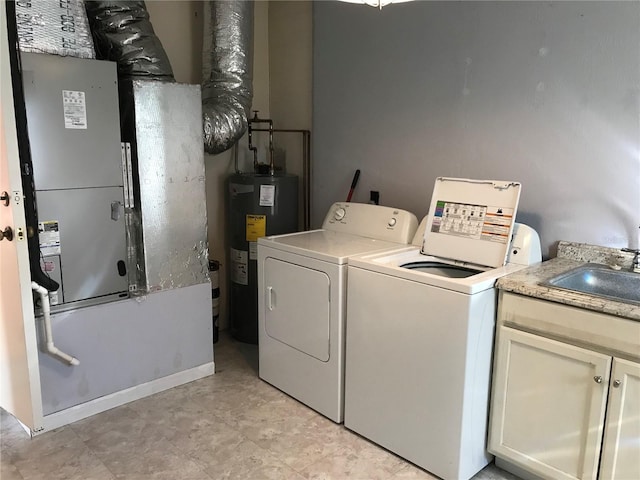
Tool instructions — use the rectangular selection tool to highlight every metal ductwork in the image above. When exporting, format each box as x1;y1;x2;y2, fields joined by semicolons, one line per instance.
202;1;254;154
84;1;174;82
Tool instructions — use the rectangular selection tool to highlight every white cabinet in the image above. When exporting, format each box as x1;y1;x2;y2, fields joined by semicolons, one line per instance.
600;358;640;480
489;293;640;480
490;327;610;480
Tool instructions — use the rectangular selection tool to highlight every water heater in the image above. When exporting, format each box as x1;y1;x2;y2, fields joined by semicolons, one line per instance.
226;173;298;344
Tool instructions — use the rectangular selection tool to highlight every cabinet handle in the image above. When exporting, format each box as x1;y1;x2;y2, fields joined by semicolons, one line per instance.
613;379;621;388
593;376;603;384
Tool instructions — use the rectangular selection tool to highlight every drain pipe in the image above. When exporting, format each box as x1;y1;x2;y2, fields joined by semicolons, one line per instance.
32;282;80;367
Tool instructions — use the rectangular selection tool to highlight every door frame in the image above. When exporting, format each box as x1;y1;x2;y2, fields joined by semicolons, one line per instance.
0;4;44;433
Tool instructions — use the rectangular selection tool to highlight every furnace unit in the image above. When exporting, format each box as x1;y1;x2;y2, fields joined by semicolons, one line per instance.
21;52;128;309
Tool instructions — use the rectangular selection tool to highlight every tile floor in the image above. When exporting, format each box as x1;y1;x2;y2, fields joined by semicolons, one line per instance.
1;333;520;480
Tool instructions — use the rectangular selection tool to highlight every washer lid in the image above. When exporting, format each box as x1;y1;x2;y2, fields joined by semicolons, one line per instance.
421;177;521;268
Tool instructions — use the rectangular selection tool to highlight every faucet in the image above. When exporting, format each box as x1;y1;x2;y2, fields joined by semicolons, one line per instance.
622;248;640;273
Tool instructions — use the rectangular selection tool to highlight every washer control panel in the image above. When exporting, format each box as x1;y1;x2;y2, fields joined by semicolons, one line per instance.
322;202;418;244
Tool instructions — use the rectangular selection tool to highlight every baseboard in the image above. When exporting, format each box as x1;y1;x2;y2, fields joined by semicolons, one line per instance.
36;361;215;435
495;457;543;480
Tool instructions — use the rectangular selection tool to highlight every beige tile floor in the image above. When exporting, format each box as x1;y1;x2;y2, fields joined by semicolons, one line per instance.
1;333;520;480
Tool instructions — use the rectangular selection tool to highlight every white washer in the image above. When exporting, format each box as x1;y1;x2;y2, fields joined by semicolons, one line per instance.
258;202;418;423
344;177;542;480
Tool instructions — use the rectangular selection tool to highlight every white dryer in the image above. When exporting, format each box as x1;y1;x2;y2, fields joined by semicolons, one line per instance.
257;202;418;423
343;177;542;480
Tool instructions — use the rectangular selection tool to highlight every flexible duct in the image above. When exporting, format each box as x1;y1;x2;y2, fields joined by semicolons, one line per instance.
84;1;174;81
202;1;254;154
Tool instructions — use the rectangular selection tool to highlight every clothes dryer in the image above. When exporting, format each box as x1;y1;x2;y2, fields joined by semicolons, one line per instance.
258;202;418;423
344;177;542;480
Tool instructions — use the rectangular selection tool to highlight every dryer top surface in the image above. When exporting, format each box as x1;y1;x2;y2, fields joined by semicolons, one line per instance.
258;230;407;265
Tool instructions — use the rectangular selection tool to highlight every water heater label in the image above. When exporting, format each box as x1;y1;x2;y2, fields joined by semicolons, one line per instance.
62;90;87;129
249;241;258;260
246;215;266;242
38;220;61;256
259;185;275;207
230;248;248;285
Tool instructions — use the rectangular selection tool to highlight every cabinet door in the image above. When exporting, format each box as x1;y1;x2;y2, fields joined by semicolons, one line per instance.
600;358;640;479
489;327;611;480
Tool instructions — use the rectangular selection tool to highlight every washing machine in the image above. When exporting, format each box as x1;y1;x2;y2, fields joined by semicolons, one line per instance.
257;202;418;423
343;177;542;480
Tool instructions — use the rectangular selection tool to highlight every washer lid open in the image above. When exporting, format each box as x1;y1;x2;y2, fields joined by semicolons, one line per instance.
421;177;521;269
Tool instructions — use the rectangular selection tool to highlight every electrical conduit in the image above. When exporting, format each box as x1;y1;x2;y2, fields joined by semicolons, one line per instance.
31;282;80;367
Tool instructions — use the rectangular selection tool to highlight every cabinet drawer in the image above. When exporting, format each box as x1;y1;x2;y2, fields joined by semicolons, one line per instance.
499;293;640;361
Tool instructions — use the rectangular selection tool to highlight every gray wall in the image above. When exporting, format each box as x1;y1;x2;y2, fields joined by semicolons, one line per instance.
39;284;213;415
313;1;639;257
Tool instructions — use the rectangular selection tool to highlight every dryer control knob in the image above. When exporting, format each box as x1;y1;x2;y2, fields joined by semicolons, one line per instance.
388;218;397;227
334;208;346;221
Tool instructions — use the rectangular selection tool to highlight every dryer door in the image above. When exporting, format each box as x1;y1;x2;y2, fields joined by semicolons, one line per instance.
264;257;330;362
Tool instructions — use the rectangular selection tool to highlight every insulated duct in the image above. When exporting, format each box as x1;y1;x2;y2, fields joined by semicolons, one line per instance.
84;1;174;81
202;1;254;154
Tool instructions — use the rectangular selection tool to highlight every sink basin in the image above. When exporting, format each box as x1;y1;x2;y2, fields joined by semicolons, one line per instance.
542;263;640;306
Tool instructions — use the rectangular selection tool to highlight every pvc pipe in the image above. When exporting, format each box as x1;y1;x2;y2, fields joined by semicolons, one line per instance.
31;282;80;366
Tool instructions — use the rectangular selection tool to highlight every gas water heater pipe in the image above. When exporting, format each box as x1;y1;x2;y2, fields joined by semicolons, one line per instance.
248;111;275;175
31;282;80;367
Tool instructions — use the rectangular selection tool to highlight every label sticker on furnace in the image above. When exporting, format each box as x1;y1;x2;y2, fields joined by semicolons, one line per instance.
62;90;87;129
431;201;513;244
38;221;61;256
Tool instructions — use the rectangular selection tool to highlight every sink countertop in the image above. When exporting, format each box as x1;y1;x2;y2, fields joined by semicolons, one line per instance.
497;241;640;321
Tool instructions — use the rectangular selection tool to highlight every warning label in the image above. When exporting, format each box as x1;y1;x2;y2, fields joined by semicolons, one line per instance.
259;185;275;207
480;206;514;243
62;90;87;129
246;214;266;242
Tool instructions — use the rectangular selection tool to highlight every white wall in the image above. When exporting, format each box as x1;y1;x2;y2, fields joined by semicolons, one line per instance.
269;2;313;227
313;2;640;258
146;1;271;330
